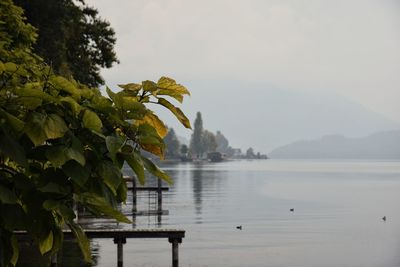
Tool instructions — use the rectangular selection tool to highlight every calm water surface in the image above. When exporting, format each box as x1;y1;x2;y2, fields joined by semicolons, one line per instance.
68;160;400;266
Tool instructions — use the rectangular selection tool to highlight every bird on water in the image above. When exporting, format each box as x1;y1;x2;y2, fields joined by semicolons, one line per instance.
236;225;242;230
290;208;294;212
382;216;386;222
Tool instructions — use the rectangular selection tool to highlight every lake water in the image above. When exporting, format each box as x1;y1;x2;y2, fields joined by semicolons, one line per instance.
61;160;400;266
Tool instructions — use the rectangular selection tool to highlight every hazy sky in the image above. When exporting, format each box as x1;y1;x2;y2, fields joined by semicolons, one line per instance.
86;0;399;151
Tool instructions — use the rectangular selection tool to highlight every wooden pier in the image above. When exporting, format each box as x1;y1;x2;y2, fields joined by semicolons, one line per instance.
125;176;169;216
53;176;181;266
15;229;185;267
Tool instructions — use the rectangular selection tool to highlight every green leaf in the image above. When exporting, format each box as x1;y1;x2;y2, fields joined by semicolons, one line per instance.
60;96;82;116
106;135;124;155
25;113;68;146
119;96;146;111
43;200;76;221
141;156;172;184
42;199;59;210
118;83;142;93
97;161;122;195
10;235;19;266
15;82;46;109
82;109;103;133
116;181;128;203
62;161;90;187
67;222;91;263
44;114;69;139
0;108;24;133
0;131;27;166
0;185;17;204
4;62;17;72
117;95;146;112
45;146;69;167
121;144;133;154
142;80;157;92
65;146;86;166
136;124;165;158
75;193;131;223
51;229;64;258
157;98;191;129
38;182;70;195
39;231;53;255
24;113;46;145
51;76;80;99
106;86;116;100
89;95;113;113
124;153;145;185
0;61;5;74
45;145;85;168
16;84;56;103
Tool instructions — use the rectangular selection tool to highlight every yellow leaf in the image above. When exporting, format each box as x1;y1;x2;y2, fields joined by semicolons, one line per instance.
39;231;54;255
118;83;142;92
158;98;191;129
157;77;190;95
139;112;168;138
142;80;158;92
141;143;164;159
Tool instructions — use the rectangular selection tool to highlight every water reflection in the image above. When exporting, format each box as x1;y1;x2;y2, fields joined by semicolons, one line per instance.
192;166;204;217
16;161;400;266
185;163;228;224
59;240;99;267
17;240;100;267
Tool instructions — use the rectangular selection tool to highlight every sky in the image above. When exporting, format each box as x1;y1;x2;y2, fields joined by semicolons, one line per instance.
86;0;399;152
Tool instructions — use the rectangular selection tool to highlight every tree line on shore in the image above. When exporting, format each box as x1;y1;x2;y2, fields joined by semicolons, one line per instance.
163;112;268;161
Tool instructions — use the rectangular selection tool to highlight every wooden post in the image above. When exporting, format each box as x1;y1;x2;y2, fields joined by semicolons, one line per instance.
169;238;182;267
132;178;137;213
157;178;162;213
50;253;57;267
73;201;78;222
157;213;162;226
114;237;126;267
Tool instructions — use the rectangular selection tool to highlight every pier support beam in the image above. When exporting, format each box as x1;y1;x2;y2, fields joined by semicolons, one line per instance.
131;179;137;213
157;178;162;213
50;253;57;267
169;238;182;267
114;237;126;267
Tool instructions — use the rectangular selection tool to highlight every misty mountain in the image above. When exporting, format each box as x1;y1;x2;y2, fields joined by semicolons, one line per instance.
160;80;399;153
269;130;400;159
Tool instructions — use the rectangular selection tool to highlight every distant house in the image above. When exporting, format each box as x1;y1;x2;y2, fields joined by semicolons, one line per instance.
231;148;242;158
207;152;224;162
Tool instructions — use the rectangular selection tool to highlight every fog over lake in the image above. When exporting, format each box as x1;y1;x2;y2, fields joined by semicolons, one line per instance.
86;0;400;153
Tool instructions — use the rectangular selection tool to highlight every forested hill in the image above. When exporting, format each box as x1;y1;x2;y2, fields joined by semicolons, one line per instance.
269;130;400;159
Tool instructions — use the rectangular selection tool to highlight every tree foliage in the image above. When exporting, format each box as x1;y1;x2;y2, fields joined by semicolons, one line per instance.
189;112;204;158
216;131;229;153
0;1;191;265
14;0;118;87
246;147;256;159
202;130;217;153
180;144;188;155
164;128;180;159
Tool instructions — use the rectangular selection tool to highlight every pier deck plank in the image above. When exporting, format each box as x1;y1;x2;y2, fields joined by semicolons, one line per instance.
15;228;184;240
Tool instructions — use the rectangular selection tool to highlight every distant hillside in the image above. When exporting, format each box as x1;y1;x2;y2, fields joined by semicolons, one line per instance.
269;130;400;159
166;80;400;153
